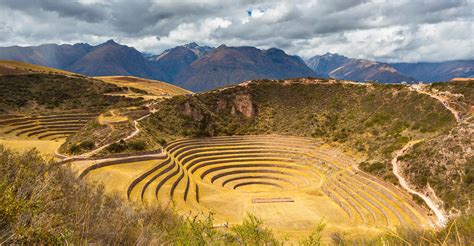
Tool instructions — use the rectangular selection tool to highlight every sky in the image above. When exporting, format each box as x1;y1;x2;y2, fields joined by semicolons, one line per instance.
0;0;473;62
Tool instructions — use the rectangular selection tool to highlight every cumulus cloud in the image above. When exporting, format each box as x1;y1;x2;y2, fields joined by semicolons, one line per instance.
0;0;472;62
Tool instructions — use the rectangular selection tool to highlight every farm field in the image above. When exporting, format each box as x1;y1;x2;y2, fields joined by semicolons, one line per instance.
72;135;434;239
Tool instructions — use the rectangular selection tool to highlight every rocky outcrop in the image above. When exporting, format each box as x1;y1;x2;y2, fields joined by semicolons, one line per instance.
231;94;255;118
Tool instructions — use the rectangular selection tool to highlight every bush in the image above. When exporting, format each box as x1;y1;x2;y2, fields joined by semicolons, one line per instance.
128;141;146;151
79;140;95;150
230;213;282;245
106;140;128;153
69;144;80;154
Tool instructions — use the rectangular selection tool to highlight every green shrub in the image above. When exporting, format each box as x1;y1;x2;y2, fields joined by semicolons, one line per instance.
231;213;282;245
128;141;146;151
79;141;95;150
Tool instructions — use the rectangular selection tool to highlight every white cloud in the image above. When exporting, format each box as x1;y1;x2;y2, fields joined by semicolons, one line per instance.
0;0;472;62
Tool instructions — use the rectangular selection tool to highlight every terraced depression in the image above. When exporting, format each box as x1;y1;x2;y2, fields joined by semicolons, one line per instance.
0;113;96;154
74;135;434;237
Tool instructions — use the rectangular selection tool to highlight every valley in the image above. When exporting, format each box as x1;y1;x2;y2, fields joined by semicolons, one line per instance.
0;62;471;244
1;1;473;243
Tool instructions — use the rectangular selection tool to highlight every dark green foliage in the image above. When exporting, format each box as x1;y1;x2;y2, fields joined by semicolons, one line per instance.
105;140;147;153
79;140;95;150
128;140;147;151
106;140;128;153
360;161;385;173
68;141;95;154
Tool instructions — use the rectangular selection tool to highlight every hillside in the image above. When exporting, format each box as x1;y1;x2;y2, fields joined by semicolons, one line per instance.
0;73;137;114
174;45;318;91
122;78;474;216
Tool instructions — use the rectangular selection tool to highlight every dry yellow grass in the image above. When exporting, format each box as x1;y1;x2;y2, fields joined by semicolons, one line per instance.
0;60;77;75
71;135;434;241
98;110;129;125
0;138;64;157
95;76;192;97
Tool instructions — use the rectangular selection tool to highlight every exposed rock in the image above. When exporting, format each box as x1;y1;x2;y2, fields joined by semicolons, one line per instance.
232;94;255;118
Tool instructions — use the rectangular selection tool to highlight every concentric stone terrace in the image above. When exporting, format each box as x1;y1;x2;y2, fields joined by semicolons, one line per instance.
76;135;434;232
0;114;96;140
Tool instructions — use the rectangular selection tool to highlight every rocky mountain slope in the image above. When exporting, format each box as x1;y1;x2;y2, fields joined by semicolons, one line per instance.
65;40;163;78
392;60;474;82
0;43;92;69
307;53;474;83
147;42;214;82
1;41;473;91
173;45;318;91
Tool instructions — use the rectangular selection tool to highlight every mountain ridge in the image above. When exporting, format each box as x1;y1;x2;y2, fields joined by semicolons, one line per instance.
0;41;473;91
306;52;474;83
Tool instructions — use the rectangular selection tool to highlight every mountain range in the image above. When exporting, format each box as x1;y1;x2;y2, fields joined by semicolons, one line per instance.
306;53;474;83
0;40;472;91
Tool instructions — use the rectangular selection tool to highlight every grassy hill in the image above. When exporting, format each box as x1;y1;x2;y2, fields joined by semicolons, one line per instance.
0;60;77;76
0;73;138;114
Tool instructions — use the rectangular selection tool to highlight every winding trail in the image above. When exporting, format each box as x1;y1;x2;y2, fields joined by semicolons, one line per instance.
56;103;157;160
391;140;447;226
411;84;461;122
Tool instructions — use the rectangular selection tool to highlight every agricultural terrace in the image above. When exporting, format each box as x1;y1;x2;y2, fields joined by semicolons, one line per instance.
73;135;434;237
0;113;96;141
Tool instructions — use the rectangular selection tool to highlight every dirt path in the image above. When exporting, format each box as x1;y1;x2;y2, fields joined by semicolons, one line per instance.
58;103;157;160
391;140;447;226
411;84;461;122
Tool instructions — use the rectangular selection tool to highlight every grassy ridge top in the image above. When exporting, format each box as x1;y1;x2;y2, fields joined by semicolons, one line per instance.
0;60;77;76
143;79;454;148
95;76;192;96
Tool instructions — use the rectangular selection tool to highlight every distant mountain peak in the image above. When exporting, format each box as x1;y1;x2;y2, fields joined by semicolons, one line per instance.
320;52;346;58
104;39;117;45
184;42;199;49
